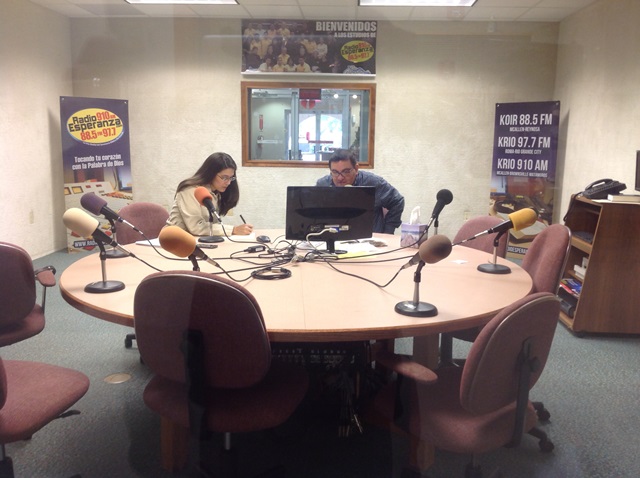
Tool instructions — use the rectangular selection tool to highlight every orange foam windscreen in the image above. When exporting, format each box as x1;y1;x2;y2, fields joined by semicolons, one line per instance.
158;226;196;258
508;208;538;231
194;186;212;206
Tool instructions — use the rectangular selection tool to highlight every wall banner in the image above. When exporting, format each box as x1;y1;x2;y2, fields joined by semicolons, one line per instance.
60;96;133;252
490;101;561;260
242;20;376;75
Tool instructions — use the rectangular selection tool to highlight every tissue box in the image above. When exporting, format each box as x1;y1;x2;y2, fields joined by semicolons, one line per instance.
400;223;427;248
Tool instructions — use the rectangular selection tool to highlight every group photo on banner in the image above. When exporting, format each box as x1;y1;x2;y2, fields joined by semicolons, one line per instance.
242;19;376;75
59;96;133;252
489;101;561;259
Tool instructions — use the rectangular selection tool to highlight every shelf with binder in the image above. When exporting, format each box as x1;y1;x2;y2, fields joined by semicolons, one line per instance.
559;195;640;335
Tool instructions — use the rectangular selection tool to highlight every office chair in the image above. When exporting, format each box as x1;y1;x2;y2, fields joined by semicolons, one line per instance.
368;292;560;478
0;242;56;347
115;201;169;246
133;270;309;475
439;216;509;365
0;356;90;478
115;202;169;349
442;224;571;421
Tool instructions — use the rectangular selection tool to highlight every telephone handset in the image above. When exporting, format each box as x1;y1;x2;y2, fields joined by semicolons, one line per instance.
581;178;626;199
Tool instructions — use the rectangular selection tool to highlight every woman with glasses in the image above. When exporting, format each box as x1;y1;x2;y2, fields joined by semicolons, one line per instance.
167;152;254;237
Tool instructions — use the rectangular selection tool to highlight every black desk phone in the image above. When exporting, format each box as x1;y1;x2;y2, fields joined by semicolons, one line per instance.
581;178;626;199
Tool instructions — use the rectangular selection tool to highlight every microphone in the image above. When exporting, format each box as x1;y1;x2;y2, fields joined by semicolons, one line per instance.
396;234;452;317
63;208;131;256
427;189;454;226
194;186;222;222
80;193;139;231
456;208;538;245
401;234;453;270
158;226;221;269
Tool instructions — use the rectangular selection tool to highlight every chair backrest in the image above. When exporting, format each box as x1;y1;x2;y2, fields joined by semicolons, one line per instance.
521;224;571;294
116;202;169;245
0;242;36;328
134;270;272;389
460;292;560;415
453;215;508;258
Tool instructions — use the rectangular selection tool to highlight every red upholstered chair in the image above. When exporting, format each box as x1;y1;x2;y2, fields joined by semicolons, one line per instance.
440;216;509;364
115;201;169;246
441;223;571;365
133;270;309;475
369;292;560;478
0;356;89;477
0;242;57;347
453;215;508;258
115;202;169;349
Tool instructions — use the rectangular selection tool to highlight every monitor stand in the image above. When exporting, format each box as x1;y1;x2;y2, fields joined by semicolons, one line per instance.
323;239;346;255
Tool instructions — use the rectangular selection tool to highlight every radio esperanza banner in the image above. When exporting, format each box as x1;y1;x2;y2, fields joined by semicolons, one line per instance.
242;20;376;75
60;96;133;252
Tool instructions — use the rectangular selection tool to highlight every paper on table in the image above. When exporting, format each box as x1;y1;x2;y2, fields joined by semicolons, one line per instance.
135;232;256;246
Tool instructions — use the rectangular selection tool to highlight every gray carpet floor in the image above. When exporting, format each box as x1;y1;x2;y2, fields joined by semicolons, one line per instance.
2;249;639;478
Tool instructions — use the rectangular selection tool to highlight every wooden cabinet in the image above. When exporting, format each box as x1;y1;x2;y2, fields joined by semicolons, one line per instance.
559;195;640;334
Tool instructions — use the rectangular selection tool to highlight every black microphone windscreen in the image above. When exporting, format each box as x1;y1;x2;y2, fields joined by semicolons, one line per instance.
436;189;454;205
80;193;107;216
419;234;452;264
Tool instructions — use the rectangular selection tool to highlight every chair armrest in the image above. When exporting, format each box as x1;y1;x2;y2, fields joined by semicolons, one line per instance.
34;265;57;288
375;349;437;385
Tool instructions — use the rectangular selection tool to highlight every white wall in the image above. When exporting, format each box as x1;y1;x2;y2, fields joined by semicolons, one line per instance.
554;0;640;215
66;18;558;245
0;0;71;258
3;0;638;258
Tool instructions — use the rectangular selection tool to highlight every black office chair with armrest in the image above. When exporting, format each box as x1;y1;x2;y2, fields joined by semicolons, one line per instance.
0;242;57;347
134;270;309;476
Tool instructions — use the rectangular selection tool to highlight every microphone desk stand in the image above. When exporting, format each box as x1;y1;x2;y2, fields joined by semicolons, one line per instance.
198;212;224;244
84;240;126;293
395;262;438;317
105;219;128;259
477;231;511;275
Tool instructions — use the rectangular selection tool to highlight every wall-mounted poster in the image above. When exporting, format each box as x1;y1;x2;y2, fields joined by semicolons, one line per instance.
60;96;133;252
489;101;561;261
242;20;376;75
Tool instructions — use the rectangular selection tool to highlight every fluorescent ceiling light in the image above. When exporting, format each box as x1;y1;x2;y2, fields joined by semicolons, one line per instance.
359;0;476;6
125;0;238;4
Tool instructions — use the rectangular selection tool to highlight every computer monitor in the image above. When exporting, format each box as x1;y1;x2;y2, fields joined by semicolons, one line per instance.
635;151;640;192
285;186;375;253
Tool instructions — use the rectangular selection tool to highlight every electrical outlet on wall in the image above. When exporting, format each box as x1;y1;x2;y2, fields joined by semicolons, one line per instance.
29;210;35;224
463;210;471;221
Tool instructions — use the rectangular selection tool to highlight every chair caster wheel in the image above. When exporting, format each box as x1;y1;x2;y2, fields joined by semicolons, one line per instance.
539;438;555;453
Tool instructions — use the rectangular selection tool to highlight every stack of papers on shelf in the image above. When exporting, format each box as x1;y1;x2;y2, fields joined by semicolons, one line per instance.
607;194;640;203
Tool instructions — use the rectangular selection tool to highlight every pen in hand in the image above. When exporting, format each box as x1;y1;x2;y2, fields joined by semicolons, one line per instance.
240;215;247;224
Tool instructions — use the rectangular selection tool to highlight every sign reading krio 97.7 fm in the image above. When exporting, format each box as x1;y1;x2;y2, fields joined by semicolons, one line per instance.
490;101;561;260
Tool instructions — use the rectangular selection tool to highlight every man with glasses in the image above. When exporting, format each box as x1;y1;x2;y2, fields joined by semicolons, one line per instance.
316;149;405;234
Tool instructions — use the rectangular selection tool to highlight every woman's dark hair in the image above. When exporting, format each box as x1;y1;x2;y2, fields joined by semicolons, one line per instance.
176;152;239;216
